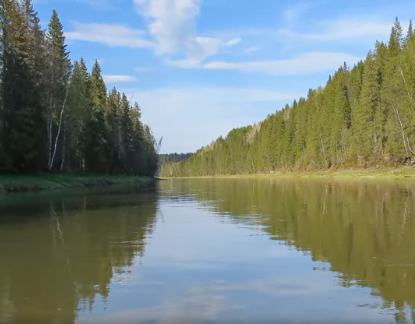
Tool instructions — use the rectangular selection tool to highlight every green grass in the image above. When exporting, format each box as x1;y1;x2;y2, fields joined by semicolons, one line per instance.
169;166;415;181
0;173;155;194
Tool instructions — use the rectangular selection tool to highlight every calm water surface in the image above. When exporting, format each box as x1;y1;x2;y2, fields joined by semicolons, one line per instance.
1;179;415;324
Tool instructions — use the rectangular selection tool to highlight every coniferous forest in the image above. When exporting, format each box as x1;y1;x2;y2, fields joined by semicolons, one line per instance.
161;18;415;177
0;0;158;175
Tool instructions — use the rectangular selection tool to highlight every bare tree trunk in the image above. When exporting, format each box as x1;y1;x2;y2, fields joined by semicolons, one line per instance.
49;85;70;170
47;104;53;168
392;101;415;156
60;126;66;171
399;67;415;115
320;135;328;167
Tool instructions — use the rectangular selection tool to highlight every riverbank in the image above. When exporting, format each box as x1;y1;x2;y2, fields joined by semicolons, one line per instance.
164;166;415;181
0;174;155;194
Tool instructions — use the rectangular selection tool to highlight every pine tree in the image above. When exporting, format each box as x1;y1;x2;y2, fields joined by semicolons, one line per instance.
65;60;89;171
83;61;108;173
0;1;158;176
24;0;48;170
405;20;413;45
107;87;122;173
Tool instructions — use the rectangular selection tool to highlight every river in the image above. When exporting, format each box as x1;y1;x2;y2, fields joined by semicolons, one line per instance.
0;178;415;324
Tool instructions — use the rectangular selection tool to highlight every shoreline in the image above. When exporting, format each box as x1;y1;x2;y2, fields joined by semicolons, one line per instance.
0;174;156;194
161;167;415;181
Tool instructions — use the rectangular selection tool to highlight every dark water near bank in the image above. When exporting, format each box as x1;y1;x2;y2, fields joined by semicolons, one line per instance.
1;179;415;324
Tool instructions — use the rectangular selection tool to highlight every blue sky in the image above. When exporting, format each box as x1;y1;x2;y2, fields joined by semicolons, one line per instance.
34;0;415;153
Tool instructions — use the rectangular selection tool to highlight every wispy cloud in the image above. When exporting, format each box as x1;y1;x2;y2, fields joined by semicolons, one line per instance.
277;18;393;42
165;36;238;68
275;2;395;43
65;23;154;48
103;75;137;83
165;57;202;68
224;38;241;46
34;0;118;10
203;52;360;75
243;46;261;54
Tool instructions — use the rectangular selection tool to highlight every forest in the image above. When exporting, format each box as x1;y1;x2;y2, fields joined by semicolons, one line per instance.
159;153;193;163
0;0;158;175
161;18;415;177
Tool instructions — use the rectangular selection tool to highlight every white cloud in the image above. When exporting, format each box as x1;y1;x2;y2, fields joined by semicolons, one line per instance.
103;75;137;83
165;57;201;68
165;37;224;68
121;87;300;153
243;46;261;54
65;23;154;48
34;0;116;9
195;36;222;59
224;38;241;46
134;0;201;56
277;19;393;42
66;1;242;65
203;52;361;75
134;0;240;65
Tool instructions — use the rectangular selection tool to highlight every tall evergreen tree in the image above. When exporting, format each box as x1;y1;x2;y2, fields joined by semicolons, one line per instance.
351;52;379;162
0;1;158;176
161;16;415;177
1;0;40;171
83;60;108;173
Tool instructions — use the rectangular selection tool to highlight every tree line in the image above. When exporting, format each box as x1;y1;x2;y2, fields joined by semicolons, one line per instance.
0;0;158;175
161;18;415;177
159;153;193;163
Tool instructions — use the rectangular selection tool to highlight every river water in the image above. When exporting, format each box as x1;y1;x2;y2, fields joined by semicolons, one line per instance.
1;178;415;324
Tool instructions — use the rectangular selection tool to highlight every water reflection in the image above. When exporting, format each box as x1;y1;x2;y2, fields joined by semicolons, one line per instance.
2;179;415;323
161;179;415;323
0;186;158;324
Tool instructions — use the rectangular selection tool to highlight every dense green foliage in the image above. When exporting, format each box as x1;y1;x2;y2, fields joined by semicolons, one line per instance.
159;153;193;163
161;18;415;177
0;0;157;175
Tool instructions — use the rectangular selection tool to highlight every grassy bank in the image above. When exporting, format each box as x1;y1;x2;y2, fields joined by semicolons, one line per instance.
164;167;415;181
0;174;155;194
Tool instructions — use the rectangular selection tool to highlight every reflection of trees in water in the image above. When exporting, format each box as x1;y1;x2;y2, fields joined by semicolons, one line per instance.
162;179;415;323
0;189;158;324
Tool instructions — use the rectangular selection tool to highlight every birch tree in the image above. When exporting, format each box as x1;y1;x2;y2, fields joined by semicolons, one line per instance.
46;10;70;170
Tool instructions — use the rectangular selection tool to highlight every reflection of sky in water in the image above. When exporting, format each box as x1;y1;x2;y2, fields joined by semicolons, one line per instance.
78;200;399;324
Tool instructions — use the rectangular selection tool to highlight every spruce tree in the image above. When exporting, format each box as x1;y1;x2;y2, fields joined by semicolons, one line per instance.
84;60;108;173
405;20;414;45
351;53;379;163
65;60;89;170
